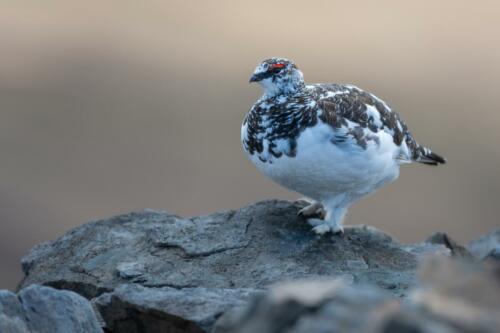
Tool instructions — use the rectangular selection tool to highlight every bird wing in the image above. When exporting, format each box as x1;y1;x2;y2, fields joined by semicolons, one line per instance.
312;84;445;165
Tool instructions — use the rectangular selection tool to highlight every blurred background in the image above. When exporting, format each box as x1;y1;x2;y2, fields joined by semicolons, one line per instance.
1;0;499;290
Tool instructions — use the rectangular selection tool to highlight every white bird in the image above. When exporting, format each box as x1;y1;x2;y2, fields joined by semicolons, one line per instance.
242;57;445;235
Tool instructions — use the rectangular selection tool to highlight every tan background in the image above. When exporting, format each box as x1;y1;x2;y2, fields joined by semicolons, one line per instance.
1;1;499;290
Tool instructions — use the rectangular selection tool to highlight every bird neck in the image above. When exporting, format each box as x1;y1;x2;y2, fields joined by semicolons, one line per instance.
262;70;305;98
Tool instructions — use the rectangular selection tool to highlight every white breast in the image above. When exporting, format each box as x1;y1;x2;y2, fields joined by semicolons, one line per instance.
242;122;401;202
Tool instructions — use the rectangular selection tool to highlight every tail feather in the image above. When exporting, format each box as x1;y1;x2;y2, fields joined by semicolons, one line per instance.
416;147;446;166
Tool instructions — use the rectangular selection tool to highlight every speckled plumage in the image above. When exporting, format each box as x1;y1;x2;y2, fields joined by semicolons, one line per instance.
242;58;445;234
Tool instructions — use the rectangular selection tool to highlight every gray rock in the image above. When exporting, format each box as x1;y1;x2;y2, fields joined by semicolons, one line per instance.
0;290;30;333
216;258;500;333
468;229;500;261
0;284;102;333
93;284;258;333
213;279;395;333
425;232;473;259
17;200;471;332
116;262;146;279
19;201;425;295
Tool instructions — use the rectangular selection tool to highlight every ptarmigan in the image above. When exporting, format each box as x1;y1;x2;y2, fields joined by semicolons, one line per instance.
242;57;445;235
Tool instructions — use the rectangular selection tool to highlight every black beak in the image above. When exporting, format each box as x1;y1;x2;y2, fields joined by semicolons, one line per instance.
249;72;268;83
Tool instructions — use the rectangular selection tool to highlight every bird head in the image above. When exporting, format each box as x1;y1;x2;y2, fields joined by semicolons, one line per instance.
249;58;304;97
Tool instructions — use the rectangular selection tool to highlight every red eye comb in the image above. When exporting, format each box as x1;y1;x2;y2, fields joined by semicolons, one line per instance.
270;63;286;69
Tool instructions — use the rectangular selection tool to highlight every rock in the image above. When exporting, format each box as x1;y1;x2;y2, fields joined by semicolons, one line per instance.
213;279;396;333
410;256;500;333
425;232;473;259
468;229;500;261
93;284;258;333
0;284;102;333
116;262;146;279
0;290;30;333
16;200;474;332
216;257;500;333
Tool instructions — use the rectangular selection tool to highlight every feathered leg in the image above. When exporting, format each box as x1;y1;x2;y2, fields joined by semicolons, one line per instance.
309;207;346;235
306;196;350;235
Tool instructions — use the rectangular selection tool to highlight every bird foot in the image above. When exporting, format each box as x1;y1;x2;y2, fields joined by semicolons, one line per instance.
332;225;344;235
296;201;326;219
308;219;344;235
312;223;332;234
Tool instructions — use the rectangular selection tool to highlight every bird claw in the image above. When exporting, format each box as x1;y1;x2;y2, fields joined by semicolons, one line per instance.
311;222;344;235
296;199;343;235
297;202;326;219
332;225;344;235
312;224;332;235
307;218;325;227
